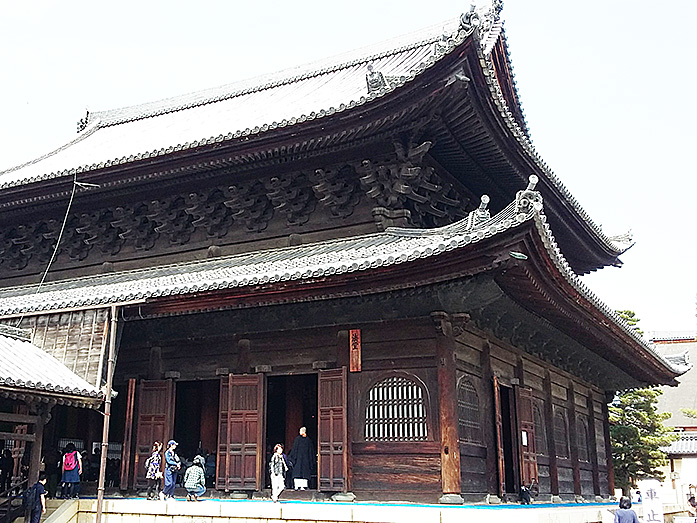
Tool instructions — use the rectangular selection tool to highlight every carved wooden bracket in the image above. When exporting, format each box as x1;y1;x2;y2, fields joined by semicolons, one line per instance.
431;311;471;337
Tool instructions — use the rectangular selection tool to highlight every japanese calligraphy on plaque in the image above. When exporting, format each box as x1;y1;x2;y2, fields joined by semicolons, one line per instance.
349;329;361;372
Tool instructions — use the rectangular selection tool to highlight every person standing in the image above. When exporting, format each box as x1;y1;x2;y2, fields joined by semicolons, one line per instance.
42;447;60;499
269;443;288;502
23;471;47;523
183;455;206;501
60;443;82;499
614;496;640;523
288;427;314;491
144;441;163;500
0;448;12;493
163;440;180;499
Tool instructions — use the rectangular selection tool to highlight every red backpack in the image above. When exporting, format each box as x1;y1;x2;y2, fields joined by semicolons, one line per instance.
64;451;78;471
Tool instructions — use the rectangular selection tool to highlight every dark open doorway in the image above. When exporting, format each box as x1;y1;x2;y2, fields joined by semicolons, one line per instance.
265;374;318;488
173;380;220;461
500;385;518;495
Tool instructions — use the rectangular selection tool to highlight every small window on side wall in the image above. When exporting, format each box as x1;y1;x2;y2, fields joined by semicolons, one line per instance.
457;378;482;444
364;375;428;441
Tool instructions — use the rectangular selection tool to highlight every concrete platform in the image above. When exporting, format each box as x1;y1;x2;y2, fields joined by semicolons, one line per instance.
41;497;684;523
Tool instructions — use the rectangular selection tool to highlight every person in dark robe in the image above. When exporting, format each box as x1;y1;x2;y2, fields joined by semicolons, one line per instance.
288;426;315;490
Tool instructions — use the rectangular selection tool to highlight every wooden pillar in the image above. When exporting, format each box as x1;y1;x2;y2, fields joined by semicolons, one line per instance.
120;378;136;490
237;339;251;374
336;330;352;492
567;382;581;497
481;341;498;496
543;371;559;496
586;393;600;497
147;347;162;380
602;394;615;495
431;312;466;503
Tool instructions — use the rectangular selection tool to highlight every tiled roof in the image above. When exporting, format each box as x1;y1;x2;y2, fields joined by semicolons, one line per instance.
0;1;625;261
663;432;697;455
0;324;103;404
0;15;468;189
0;178;683;381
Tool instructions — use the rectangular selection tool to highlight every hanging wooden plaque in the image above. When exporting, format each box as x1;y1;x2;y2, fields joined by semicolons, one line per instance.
349;329;361;372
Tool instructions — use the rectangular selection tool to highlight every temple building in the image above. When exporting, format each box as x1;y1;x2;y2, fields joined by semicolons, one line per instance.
0;1;686;503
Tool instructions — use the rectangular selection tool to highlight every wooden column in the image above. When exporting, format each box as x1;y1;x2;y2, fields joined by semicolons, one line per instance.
543;371;559;496
602;393;615;495
27;407;51;486
567;382;581;496
335;330;353;491
432;312;466;503
237;338;251;374
586;393;600;497
120;378;136;490
481;341;498;496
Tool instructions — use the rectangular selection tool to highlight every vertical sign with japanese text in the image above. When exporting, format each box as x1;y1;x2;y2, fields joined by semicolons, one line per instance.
638;479;664;523
349;329;361;372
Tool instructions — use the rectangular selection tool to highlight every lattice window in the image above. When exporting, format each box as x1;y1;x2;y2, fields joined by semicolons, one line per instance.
577;417;590;462
533;403;547;456
364;376;428;441
595;420;607;463
554;410;569;459
458;379;482;444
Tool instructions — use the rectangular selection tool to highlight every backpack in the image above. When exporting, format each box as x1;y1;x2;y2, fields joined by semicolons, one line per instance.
64;451;78;471
22;484;37;511
144;456;152;471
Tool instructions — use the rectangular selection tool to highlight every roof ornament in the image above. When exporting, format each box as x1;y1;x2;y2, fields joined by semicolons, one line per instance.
460;5;482;35
76;109;90;133
434;31;450;56
515;175;543;215
366;64;388;94
465;195;490;229
608;230;634;246
460;1;503;38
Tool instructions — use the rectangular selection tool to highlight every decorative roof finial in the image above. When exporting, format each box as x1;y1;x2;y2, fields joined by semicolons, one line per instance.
515;176;543;215
465;194;491;229
460;5;481;34
527;174;539;191
76;109;90;133
366;64;388;94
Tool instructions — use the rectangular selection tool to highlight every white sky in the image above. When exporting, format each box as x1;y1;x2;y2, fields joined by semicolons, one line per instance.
1;0;695;335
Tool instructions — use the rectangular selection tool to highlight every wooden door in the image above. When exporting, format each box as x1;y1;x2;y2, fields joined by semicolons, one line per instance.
318;367;347;491
492;375;506;497
133;380;175;488
515;385;538;487
216;374;264;491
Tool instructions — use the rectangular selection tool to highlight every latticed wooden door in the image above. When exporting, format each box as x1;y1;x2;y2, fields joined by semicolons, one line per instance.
133;380;175;487
318;367;347;491
514;385;538;488
216;374;264;491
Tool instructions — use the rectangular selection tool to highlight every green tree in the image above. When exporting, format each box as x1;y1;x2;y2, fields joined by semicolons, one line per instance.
616;310;644;336
609;388;677;493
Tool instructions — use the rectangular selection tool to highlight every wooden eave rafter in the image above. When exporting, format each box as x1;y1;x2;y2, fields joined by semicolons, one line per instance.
489;32;527;135
495;228;677;386
459;44;622;274
0;384;103;409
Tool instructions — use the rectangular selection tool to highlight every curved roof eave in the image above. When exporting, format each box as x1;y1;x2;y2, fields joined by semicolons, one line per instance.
472;34;627;260
0;177;682;384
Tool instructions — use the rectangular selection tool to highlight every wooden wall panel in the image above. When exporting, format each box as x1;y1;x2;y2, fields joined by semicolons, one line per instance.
350;453;441;493
537;463;552;495
557;464;575;497
14;308;109;387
